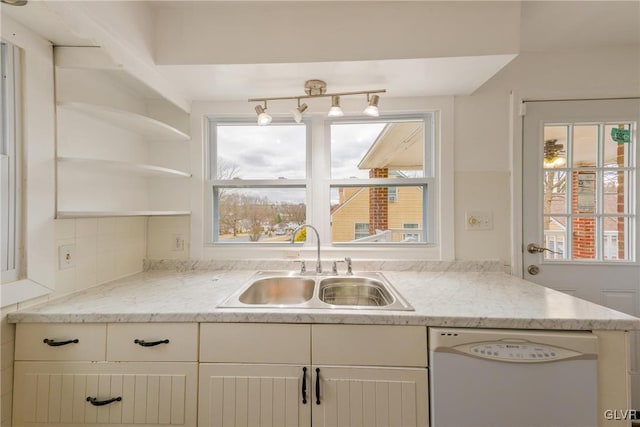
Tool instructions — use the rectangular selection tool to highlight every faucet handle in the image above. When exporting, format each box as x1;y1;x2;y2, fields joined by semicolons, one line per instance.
344;257;353;275
294;260;306;274
332;260;346;275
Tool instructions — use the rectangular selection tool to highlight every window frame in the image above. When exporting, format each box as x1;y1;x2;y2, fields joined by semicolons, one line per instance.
1;40;22;283
206;116;312;245
541;121;636;262
326;114;436;246
204;109;447;258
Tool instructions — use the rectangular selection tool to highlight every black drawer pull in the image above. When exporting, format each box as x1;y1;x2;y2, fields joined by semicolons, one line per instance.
134;339;170;347
301;367;307;404
315;368;321;405
43;338;79;347
86;396;122;406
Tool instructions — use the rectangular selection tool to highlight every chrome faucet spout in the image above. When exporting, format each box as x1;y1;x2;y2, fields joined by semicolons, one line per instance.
291;224;322;273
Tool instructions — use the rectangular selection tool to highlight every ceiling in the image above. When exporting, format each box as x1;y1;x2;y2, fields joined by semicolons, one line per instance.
156;55;517;101
3;1;638;103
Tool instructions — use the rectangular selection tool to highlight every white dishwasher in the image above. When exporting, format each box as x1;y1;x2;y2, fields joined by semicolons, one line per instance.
429;328;598;427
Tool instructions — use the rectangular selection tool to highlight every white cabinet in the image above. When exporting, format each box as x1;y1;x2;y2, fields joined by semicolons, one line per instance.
313;366;428;427
13;323;198;427
13;362;197;427
199;323;429;427
198;364;311;427
54;46;191;218
14;322;428;427
199;324;312;427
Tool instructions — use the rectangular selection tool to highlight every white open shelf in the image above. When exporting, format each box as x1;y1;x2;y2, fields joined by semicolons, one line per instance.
55;47;192;219
58;157;191;178
56;211;191;219
57;102;190;142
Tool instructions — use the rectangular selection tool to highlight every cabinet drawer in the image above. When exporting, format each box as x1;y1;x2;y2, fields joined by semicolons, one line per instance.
312;325;428;367
200;323;310;364
15;323;106;361
107;323;198;362
13;361;197;427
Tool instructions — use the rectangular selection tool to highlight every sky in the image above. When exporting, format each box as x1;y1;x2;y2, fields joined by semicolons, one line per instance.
216;122;388;204
216;120;427;206
216;122;387;181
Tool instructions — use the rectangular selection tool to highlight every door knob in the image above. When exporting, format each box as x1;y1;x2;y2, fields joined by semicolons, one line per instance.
527;265;540;275
527;243;560;254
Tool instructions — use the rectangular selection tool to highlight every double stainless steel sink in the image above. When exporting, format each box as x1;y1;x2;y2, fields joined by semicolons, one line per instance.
218;271;414;311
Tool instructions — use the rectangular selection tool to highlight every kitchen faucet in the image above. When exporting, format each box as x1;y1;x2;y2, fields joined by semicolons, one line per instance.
291;224;322;273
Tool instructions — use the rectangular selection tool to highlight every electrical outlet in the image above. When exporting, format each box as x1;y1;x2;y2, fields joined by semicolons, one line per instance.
172;234;185;251
465;211;493;230
58;244;76;270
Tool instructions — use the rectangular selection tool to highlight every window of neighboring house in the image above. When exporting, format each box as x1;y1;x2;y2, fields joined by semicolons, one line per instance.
330;116;433;244
1;40;22;282
208;119;309;243
207;114;436;247
388;186;398;203
354;222;370;240
402;223;420;241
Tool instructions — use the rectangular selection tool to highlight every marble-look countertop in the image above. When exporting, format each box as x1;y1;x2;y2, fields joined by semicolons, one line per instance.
8;268;640;330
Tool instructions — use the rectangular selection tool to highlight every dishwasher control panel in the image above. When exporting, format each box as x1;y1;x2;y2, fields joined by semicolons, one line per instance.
456;341;582;362
470;343;559;360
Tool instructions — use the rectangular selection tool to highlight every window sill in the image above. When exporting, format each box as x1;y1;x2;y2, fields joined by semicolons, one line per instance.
1;279;52;308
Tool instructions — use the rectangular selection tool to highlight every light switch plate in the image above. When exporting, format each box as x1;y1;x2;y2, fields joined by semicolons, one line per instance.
465;211;493;230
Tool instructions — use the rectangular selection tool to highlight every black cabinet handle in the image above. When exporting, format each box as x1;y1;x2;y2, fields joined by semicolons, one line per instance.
315;368;320;405
301;367;307;404
86;396;122;406
43;338;79;347
134;339;169;347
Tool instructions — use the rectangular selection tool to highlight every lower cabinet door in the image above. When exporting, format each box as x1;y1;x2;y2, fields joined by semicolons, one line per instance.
312;366;429;427
13;361;197;427
198;364;311;427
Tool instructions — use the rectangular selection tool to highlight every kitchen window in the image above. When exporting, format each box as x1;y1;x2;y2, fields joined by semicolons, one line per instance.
207;114;435;247
1;40;22;282
329;117;433;244
208;119;309;243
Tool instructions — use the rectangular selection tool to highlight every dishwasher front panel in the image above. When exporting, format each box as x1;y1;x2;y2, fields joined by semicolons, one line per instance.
429;328;598;427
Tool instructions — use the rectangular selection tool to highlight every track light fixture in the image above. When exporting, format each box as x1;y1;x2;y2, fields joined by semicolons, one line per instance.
363;94;380;117
255;103;272;126
249;80;385;125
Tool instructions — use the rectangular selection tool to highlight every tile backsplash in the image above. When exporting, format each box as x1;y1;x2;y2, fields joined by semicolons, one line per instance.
54;217;147;296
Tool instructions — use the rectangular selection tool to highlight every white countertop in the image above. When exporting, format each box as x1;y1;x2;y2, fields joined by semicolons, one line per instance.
8;268;640;330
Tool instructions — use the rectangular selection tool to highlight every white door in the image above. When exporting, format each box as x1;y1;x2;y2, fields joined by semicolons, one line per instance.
522;99;640;406
198;364;311;427
312;366;429;427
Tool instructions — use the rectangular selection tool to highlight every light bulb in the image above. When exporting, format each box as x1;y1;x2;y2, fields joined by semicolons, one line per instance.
328;96;344;117
363;94;380;117
255;105;272;126
291;103;308;123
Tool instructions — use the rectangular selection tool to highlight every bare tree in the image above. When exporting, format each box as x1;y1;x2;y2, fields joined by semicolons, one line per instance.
242;195;273;242
219;192;243;237
543;170;567;229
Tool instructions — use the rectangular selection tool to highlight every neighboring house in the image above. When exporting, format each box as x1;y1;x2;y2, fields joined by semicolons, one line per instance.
331;183;423;242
